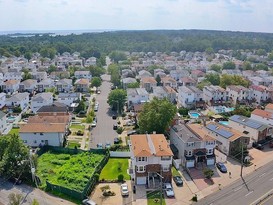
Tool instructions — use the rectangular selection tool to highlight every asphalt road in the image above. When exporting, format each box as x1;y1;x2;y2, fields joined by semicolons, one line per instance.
0;178;75;205
197;162;273;205
89;79;118;149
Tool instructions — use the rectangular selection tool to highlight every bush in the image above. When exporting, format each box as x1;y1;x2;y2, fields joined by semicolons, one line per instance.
191;194;198;202
116;127;124;134
94;173;99;182
117;174;124;182
178;107;189;116
203;168;214;179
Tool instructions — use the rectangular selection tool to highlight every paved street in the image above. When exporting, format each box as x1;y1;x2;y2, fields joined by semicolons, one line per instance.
89;79;117;148
196;162;273;205
0;178;75;205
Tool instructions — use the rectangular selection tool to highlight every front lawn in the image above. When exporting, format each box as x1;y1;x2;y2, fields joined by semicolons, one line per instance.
69;124;84;131
37;151;104;192
172;166;181;177
99;158;130;180
147;191;166;205
8;128;19;135
66;141;80;149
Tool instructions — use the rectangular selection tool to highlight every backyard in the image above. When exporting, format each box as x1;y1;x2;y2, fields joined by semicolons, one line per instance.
37;151;105;192
147;191;166;205
8;127;19;135
99;158;130;180
69;124;85;131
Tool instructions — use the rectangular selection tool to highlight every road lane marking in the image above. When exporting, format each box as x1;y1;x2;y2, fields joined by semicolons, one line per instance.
234;186;242;192
259;173;266;178
245;191;253;197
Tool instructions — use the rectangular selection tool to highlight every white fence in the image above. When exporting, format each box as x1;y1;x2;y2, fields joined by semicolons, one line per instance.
110;151;130;158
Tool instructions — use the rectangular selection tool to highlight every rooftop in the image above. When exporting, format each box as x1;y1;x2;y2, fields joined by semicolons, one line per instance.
229;115;268;130
20;123;66;133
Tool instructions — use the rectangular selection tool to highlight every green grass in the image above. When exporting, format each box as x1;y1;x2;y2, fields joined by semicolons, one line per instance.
69;124;84;130
67;141;80;149
37;151;104;192
8;128;19;135
99;158;130;180
172;166;181;177
147;191;166;205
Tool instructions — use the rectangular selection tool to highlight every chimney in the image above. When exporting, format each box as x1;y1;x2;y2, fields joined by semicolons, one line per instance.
153;131;156;134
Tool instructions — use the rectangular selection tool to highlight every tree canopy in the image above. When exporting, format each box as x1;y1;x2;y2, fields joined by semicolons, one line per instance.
223;61;236;70
91;77;102;87
138;98;177;134
107;89;127;114
220;74;250;88
205;73;220;85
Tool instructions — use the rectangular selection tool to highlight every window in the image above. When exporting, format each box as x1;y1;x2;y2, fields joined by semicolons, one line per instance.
40;133;44;135
137;157;147;162
187;142;195;147
207;149;213;155
188;150;192;156
161;156;171;161
136;165;146;173
162;166;169;172
34;140;37;143
23;140;27;143
206;141;214;145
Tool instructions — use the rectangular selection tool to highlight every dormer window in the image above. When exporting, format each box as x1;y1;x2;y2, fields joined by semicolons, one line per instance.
137;157;147;162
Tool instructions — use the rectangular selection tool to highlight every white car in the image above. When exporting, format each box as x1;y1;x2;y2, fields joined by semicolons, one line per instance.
164;183;175;197
91;121;97;127
105;142;111;149
82;199;97;205
121;183;129;196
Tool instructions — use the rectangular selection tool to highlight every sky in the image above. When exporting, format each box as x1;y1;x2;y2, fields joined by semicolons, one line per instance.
0;0;272;33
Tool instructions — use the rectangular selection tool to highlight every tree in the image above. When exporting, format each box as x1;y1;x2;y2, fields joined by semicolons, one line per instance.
210;64;222;72
0;135;30;179
178;107;189;116
256;49;267;56
205;73;220;85
155;75;161;86
107;89;127;114
8;193;23;205
205;47;214;55
203;168;214;179
88;66;105;77
127;82;140;88
91;77;102;87
268;51;273;61
254;63;268;71
24;52;32;61
222;61;236;70
197;80;211;90
109;51;127;63
31;199;39;205
138;98;177;134
242;61;252;70
220;74;250;88
75;99;86;113
22;69;32;80
108;64;121;86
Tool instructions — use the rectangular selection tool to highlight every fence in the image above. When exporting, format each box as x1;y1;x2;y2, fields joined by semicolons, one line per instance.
109;151;130;158
37;146;109;200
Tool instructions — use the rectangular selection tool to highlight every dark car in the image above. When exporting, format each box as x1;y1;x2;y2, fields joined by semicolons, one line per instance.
216;162;227;173
127;130;137;136
114;137;120;144
8;177;22;185
112;115;117;120
173;176;183;186
256;144;264;150
113;124;118;130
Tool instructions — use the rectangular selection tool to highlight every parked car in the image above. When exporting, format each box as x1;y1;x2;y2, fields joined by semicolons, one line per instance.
173;176;183;186
216;162;227;173
114;137;120;144
112;115;117;120
269;141;273;148
256;144;264;150
97;90;101;94
105;142;111;149
82;199;97;205
97;143;103;149
94;106;98;112
164;183;175;197
113;124;118;130
120;183;129;196
91;121;97;127
76;130;84;136
8;177;22;185
127;130;137;136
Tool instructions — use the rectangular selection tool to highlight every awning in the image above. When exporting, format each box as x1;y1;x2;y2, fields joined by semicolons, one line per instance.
195;150;206;156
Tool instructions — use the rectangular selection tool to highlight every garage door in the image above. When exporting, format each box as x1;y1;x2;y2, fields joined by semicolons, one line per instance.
186;160;195;168
207;158;215;166
136;177;146;185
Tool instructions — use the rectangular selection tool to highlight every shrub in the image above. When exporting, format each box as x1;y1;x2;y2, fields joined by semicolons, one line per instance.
94;173;99;182
117;174;124;182
116;127;124;134
191;194;198;202
203;168;214;179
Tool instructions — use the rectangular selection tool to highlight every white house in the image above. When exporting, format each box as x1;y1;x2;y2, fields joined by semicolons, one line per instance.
127;88;149;106
6;92;30;111
31;92;53;113
3;72;23;81
122;77;137;89
170;69;189;81
55;79;72;93
19;79;38;93
85;57;97;66
249;85;269;104
0;111;7;134
251;109;273;126
129;134;173;186
226;85;250;105
57;93;81;106
0;93;6;109
31;71;48;82
203;85;229;105
169;123;216;168
2;80;20;94
74;71;92;80
178;86;203;108
37;79;55;92
229;115;272;143
19;123;67;147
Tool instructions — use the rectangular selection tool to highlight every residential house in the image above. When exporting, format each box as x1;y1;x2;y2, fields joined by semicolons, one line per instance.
37;79;54;92
31;72;47;82
222;69;242;76
129;134;173;186
161;76;177;89
163;86;177;103
203;85;229;106
74;79;90;92
31;92;53;113
169;122;216;168
127;88;149;106
137;70;152;79
2;80;20;94
0;111;7;134
27;115;70;125
122;78;137;89
19;79;37;93
37;102;68;116
85;57;97;67
206;122;250;156
74;71;92;80
229;115;272;143
50;71;70;80
251;109;273;126
178;86;204;109
249;85;269;104
3;72;23;81
19;123;67;147
6;92;29;111
170;69;189;81
242;70;255;79
150;86;167;100
191;69;205;80
226;85;250;105
265;104;273;113
179;77;197;86
57;93;81;106
55;79;72;93
0;93;6;109
140;77;157;92
248;76;268;86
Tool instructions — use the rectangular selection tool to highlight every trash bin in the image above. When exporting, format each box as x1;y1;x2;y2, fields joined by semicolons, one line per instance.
133;185;136;194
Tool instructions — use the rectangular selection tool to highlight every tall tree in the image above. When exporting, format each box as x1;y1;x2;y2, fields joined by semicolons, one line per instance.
107;89;127;114
220;74;250;88
138;98;177;134
156;75;161;86
91;77;102;87
223;61;236;70
210;64;222;72
205;73;220;85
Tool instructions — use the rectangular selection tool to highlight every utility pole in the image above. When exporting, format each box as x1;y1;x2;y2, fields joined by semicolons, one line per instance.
240;142;244;177
157;171;164;205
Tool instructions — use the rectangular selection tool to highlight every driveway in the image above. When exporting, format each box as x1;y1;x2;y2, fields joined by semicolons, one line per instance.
89;79;118;148
90;182;132;205
0;178;75;205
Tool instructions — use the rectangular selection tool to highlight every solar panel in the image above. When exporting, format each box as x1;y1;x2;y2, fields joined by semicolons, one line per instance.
245;120;261;129
207;124;233;139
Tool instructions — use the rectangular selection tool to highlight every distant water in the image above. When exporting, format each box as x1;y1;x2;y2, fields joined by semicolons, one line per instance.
0;29;116;37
